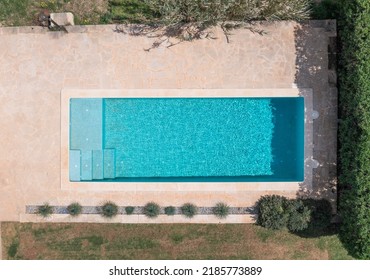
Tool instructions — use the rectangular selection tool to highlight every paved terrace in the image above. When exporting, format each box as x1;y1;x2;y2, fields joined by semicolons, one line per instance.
0;21;337;224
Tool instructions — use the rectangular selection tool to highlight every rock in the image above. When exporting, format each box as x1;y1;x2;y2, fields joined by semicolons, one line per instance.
50;12;74;27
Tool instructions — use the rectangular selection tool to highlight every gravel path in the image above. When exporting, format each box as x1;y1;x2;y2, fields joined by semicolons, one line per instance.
26;205;257;215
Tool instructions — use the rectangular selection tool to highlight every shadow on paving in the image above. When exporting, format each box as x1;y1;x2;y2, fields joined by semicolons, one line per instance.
293;20;338;211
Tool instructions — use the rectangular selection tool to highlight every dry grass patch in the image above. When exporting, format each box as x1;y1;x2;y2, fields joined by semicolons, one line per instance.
1;222;353;260
62;0;109;24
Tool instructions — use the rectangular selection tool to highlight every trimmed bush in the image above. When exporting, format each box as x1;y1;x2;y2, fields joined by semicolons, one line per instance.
37;203;53;218
181;203;197;218
337;0;370;259
213;202;230;219
257;195;312;232
67;202;82;217
256;195;289;230
100;202;118;218
285;200;311;232
143;202;160;218
164;206;176;216
125;206;135;215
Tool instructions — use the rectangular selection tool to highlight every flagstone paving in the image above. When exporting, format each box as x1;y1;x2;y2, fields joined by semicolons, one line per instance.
0;21;337;223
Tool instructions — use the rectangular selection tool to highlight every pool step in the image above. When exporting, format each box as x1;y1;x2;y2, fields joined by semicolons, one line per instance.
81;150;93;180
69;148;116;181
103;149;116;179
69;150;81;182
92;150;104;179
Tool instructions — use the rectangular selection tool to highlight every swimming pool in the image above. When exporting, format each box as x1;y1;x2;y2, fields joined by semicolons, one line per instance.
69;97;304;182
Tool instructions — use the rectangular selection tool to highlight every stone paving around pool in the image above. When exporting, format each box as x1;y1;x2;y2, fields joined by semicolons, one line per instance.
0;20;337;224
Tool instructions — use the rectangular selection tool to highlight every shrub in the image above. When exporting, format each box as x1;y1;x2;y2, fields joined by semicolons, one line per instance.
37;203;53;218
257;195;312;231
285;200;311;232
213;202;230;219
303;199;332;230
256;195;289;230
181;203;197;218
100;202;118;218
125;206;135;215
337;0;370;259
164;206;176;216
143;202;160;218
67;202;82;217
118;0;311;50
145;0;311;25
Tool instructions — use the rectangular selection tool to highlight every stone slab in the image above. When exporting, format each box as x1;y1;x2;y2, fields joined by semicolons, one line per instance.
50;12;74;27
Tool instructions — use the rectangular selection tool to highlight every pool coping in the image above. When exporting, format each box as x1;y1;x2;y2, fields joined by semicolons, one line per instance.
60;89;313;192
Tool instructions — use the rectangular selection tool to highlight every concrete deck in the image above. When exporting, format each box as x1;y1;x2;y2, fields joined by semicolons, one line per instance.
0;21;337;223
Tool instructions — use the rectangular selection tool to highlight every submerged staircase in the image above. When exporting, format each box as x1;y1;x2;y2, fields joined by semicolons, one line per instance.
70;149;116;181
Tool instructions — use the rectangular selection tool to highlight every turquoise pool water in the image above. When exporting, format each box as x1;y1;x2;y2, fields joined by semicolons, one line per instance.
69;97;304;182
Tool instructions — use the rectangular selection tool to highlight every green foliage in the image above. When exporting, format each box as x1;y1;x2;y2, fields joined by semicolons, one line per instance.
145;0;311;25
181;203;197;218
310;0;339;19
337;0;370;260
213;202;230;219
35;0;66;11
285;200;311;232
257;195;312;231
256;195;289;230
143;202;160;218
100;202;119;218
67;202;82;217
108;0;157;23
37;203;53;218
0;0;32;26
125;206;135;215
110;0;311;49
170;233;184;243
86;235;104;247
303;199;332;231
164;206;176;216
7;240;19;258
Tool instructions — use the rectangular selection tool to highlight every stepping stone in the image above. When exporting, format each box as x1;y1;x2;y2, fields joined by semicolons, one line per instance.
50;12;74;27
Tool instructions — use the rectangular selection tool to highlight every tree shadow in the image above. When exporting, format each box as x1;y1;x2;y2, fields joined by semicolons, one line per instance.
113;22;266;51
293;198;337;238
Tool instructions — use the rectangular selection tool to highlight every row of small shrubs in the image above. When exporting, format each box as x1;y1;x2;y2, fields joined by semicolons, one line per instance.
256;195;332;233
36;202;230;219
337;0;370;260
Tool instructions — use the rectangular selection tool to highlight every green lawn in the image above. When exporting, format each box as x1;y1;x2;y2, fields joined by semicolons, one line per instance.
1;222;353;260
0;0;33;26
0;0;153;26
0;0;107;26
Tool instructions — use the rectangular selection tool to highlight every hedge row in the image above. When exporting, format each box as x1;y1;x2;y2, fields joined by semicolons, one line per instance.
337;0;370;259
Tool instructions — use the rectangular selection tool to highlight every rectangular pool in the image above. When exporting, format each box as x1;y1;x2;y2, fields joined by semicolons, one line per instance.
69;97;304;182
